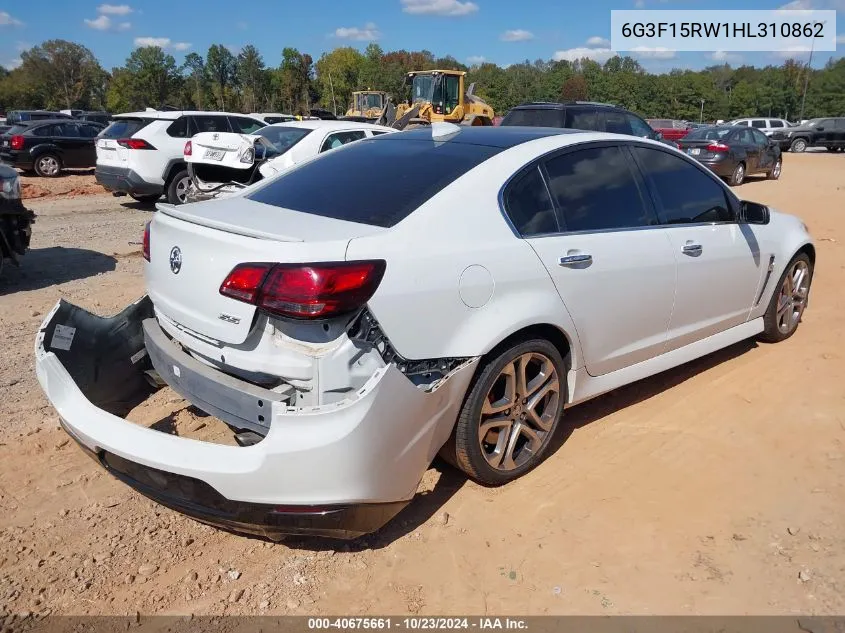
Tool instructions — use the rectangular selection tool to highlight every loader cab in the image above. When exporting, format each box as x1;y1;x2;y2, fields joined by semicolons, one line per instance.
353;92;385;112
407;71;464;117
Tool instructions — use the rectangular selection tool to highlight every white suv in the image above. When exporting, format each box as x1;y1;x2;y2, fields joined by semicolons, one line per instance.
95;110;265;204
727;117;793;137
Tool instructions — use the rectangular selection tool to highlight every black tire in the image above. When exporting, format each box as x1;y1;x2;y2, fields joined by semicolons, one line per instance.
759;252;813;344
729;161;746;186
767;158;782;180
443;338;566;486
165;169;190;205
129;193;161;204
790;137;808;153
33;153;62;178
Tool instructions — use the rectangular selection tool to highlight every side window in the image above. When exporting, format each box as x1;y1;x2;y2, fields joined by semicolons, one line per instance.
565;108;598;131
319;131;367;153
632;146;734;224
191;115;231;134
835;119;845;130
166;117;189;138
817;119;833;129
769;120;784;129
443;75;460;114
503;166;558;236
738;128;755;144
603;110;633;135
544;145;657;232
751;129;769;146
79;125;100;138
230;117;265;134
627;114;653;138
32;125;55;137
370;131;389;136
751;119;766;128
57;123;80;137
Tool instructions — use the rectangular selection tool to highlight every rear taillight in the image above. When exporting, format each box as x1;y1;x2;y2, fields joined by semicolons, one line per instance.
10;135;24;151
707;142;729;152
117;138;156;150
142;221;151;262
184;140;192;156
220;261;386;319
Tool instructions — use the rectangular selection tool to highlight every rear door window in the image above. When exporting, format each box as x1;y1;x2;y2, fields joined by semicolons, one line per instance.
248;137;500;228
769;120;784;129
835;119;845;129
190;115;232;134
319;131;367;152
503;166;559;236
603;111;633;135
32;125;56;137
166;117;189;138
751;119;766;128
100;118;153;139
78;124;101;138
502;108;564;127
543;145;656;232
564;108;598;131
632;146;734;224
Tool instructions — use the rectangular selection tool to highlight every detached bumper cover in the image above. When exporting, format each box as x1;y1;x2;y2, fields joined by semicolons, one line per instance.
95;165;163;197
35;297;477;538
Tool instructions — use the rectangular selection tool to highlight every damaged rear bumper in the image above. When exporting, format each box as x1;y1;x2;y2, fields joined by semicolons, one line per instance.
35;297;477;539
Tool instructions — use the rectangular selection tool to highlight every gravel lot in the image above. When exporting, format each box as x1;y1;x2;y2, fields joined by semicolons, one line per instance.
1;153;844;617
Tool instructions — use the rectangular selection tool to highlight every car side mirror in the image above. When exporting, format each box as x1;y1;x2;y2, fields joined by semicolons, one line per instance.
815;126;824;131
741;200;770;225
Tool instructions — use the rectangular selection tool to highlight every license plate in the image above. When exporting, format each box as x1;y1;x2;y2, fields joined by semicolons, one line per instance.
203;149;225;161
688;148;701;156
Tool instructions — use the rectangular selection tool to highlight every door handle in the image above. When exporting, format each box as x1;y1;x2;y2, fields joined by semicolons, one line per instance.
682;242;703;256
559;254;593;267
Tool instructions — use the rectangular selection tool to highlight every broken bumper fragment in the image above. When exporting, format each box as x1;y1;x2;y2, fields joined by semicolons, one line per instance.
35;297;477;539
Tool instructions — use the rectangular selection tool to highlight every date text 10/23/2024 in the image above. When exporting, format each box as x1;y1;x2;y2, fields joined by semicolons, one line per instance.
308;618;528;630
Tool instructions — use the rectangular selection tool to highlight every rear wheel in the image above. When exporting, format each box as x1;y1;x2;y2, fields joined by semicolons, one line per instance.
729;162;746;186
790;137;808;153
166;169;190;205
759;253;812;343
444;338;566;485
768;158;782;180
34;153;61;178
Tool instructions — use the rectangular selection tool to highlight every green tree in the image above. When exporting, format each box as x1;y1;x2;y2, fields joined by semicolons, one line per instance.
237;45;267;113
121;46;182;110
315;47;364;114
279;47;314;114
182;52;207;110
206;44;237;110
561;74;588;101
17;40;106;109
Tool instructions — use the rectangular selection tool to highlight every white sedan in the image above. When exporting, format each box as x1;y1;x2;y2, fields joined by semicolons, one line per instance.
185;120;396;201
36;124;814;540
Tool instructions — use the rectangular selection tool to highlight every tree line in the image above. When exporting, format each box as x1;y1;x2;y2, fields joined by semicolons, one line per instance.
1;39;843;122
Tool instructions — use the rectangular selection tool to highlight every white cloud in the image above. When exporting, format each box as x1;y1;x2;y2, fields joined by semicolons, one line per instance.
84;15;112;30
553;47;616;63
172;42;191;51
466;55;486;64
774;45;813;58
334;22;380;40
1;56;22;69
634;0;645;7
400;0;479;16
837;33;845;44
709;50;743;63
630;46;676;59
500;29;534;42
98;4;133;15
117;21;131;31
0;10;23;26
586;36;610;47
134;36;172;48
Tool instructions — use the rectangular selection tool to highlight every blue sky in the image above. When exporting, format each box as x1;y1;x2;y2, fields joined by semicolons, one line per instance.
0;0;842;73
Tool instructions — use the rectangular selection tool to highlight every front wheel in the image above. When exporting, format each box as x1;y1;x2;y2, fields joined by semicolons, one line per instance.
790;138;808;153
759;253;813;343
768;159;782;180
444;338;566;485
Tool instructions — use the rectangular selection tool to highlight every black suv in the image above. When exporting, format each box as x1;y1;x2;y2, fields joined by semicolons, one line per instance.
773;117;845;153
501;101;668;143
0;119;105;177
6;110;74;125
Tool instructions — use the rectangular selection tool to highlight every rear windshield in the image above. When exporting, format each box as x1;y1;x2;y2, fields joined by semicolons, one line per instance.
6;125;29;135
685;127;733;140
100;118;152;139
248;137;500;228
255;126;310;153
502;108;563;127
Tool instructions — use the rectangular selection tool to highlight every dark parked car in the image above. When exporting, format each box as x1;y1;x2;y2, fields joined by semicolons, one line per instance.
5;110;74;125
0;119;105;177
772;117;845;153
76;111;111;126
677;125;781;186
501;101;675;145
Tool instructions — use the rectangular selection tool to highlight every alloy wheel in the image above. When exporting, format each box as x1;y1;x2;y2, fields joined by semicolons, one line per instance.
772;161;782;178
776;259;810;335
38;156;59;176
478;352;560;471
175;176;190;204
733;163;745;185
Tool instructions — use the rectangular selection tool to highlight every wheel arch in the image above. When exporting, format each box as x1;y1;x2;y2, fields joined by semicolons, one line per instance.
797;242;815;267
163;159;187;186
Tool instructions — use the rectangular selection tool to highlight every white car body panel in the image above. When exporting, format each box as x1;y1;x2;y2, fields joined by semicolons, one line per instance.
37;127;815;538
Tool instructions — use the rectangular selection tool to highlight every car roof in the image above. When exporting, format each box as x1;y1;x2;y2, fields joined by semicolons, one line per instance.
509;101;617;110
377;125;583;149
20;119;83;127
112;110;262;121
265;120;395;132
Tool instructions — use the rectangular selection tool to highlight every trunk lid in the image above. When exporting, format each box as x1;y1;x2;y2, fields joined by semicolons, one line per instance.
677;138;724;160
96;137;129;167
146;197;387;344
